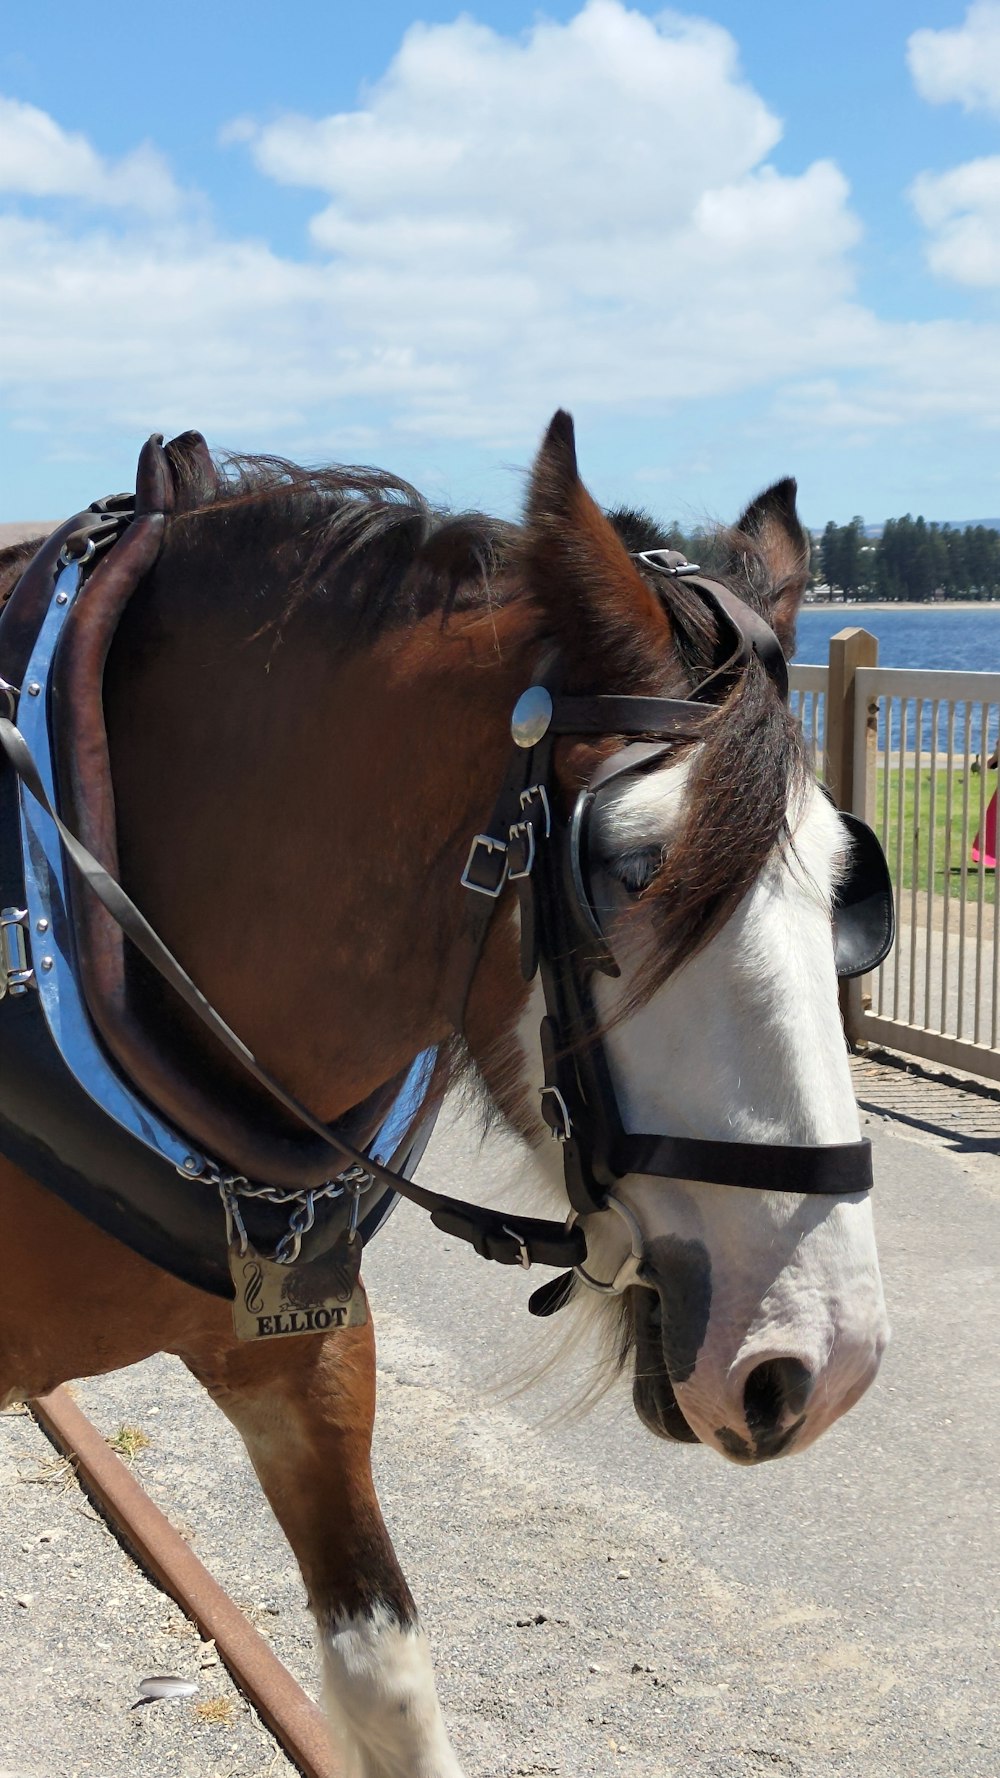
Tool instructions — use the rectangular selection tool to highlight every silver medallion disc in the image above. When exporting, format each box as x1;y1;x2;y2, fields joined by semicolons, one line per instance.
510;685;553;749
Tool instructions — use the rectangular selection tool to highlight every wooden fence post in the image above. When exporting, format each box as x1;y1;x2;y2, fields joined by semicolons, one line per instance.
824;627;878;812
824;627;879;1045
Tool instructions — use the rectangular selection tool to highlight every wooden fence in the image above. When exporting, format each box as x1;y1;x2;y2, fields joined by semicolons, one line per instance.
790;632;999;1083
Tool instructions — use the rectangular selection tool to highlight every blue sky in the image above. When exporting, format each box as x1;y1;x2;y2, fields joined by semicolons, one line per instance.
4;1;1000;528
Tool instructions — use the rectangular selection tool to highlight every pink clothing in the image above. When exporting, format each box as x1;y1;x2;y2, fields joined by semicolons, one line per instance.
972;787;997;868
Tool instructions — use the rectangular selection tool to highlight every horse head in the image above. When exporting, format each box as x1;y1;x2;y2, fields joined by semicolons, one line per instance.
472;412;889;1462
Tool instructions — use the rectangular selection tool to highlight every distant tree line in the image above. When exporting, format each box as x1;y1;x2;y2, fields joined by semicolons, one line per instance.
817;515;1000;601
654;514;1000;601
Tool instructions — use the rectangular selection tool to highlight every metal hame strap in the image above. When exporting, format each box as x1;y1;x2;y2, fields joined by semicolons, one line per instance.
218;1163;377;1266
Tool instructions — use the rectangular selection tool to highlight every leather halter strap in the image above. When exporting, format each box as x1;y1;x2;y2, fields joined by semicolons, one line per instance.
632;552;790;701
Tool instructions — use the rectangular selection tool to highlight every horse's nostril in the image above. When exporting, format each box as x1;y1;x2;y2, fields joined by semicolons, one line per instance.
743;1357;813;1439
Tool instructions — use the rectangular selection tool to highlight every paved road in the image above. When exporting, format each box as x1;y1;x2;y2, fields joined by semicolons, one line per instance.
1;1061;997;1778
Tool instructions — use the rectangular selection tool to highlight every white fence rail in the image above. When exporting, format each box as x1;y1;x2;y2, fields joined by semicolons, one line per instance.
790;644;1000;1083
788;664;827;772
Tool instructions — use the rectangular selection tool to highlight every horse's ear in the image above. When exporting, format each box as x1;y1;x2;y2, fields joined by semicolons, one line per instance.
728;478;810;655
523;411;671;689
165;431;220;512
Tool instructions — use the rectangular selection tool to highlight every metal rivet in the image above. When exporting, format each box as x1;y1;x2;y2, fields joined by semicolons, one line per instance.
27;683;41;697
40;956;53;972
511;685;553;749
55;591;69;606
35;919;48;934
182;1156;199;1173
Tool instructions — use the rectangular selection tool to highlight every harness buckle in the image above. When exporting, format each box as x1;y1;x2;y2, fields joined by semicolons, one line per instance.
519;783;551;837
460;833;509;898
0;907;33;998
501;1224;532;1269
507;819;536;881
540;1083;572;1142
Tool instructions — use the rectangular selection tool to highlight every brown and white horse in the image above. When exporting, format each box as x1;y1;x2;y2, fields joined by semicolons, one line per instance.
0;414;888;1777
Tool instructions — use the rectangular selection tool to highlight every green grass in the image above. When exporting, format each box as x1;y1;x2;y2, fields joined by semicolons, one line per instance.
876;763;996;906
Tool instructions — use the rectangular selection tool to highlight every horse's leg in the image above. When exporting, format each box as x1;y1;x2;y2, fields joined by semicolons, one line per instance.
177;1309;464;1778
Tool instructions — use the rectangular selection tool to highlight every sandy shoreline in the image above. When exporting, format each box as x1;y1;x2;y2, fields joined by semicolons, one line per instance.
805;600;1000;614
0;521;56;548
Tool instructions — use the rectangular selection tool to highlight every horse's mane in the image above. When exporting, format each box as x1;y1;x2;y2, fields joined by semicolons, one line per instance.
0;536;49;607
162;436;519;651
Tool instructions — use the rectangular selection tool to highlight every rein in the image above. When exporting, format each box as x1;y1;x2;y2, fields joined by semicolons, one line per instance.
0;521;893;1305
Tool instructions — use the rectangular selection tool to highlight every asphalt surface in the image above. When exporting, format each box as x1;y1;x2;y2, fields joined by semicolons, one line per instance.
1;1058;998;1778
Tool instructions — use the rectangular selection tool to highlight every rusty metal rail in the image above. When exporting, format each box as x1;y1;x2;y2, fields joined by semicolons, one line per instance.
32;1386;341;1778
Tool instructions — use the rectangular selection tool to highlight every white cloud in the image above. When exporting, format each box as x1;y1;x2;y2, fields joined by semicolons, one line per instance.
908;1;1000;115
907;7;1000;288
2;4;872;456
0;96;181;215
4;0;1000;498
229;0;867;433
247;5;780;238
910;156;1000;284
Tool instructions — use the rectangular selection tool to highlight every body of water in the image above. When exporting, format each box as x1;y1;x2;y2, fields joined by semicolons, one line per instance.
794;605;999;760
795;603;1000;672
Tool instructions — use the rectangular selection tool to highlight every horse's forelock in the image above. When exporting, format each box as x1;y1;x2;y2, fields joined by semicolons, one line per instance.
586;538;806;1016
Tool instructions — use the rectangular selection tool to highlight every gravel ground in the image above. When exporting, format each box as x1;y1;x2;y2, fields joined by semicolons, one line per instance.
0;1399;298;1778
1;1056;997;1778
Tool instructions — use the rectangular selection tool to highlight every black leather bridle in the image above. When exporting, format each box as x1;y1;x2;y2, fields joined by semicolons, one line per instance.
451;554;895;1308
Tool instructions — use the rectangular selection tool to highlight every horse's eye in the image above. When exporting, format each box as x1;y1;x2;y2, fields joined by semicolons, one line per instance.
610;848;663;896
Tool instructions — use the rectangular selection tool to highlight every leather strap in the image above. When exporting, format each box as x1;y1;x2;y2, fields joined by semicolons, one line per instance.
612;1131;873;1196
550;696;715;739
690;580;789;701
442;735;540;1031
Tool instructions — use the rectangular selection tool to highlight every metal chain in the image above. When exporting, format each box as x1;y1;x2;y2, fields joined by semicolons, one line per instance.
214;1162;378;1266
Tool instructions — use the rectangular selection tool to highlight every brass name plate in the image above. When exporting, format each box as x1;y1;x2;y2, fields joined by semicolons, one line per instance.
229;1234;366;1342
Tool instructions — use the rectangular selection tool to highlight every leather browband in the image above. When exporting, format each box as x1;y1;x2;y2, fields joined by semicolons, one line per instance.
549;696;714;739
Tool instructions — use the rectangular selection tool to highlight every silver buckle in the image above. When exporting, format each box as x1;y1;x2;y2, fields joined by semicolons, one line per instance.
633;549;702;578
460;833;509;898
519;783;551;837
0;907;33;998
502;1224;532;1269
540;1084;572;1142
507;819;536;881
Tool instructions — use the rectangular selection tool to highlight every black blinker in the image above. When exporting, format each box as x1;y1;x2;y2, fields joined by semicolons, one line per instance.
566;789;620;977
832;810;896;979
